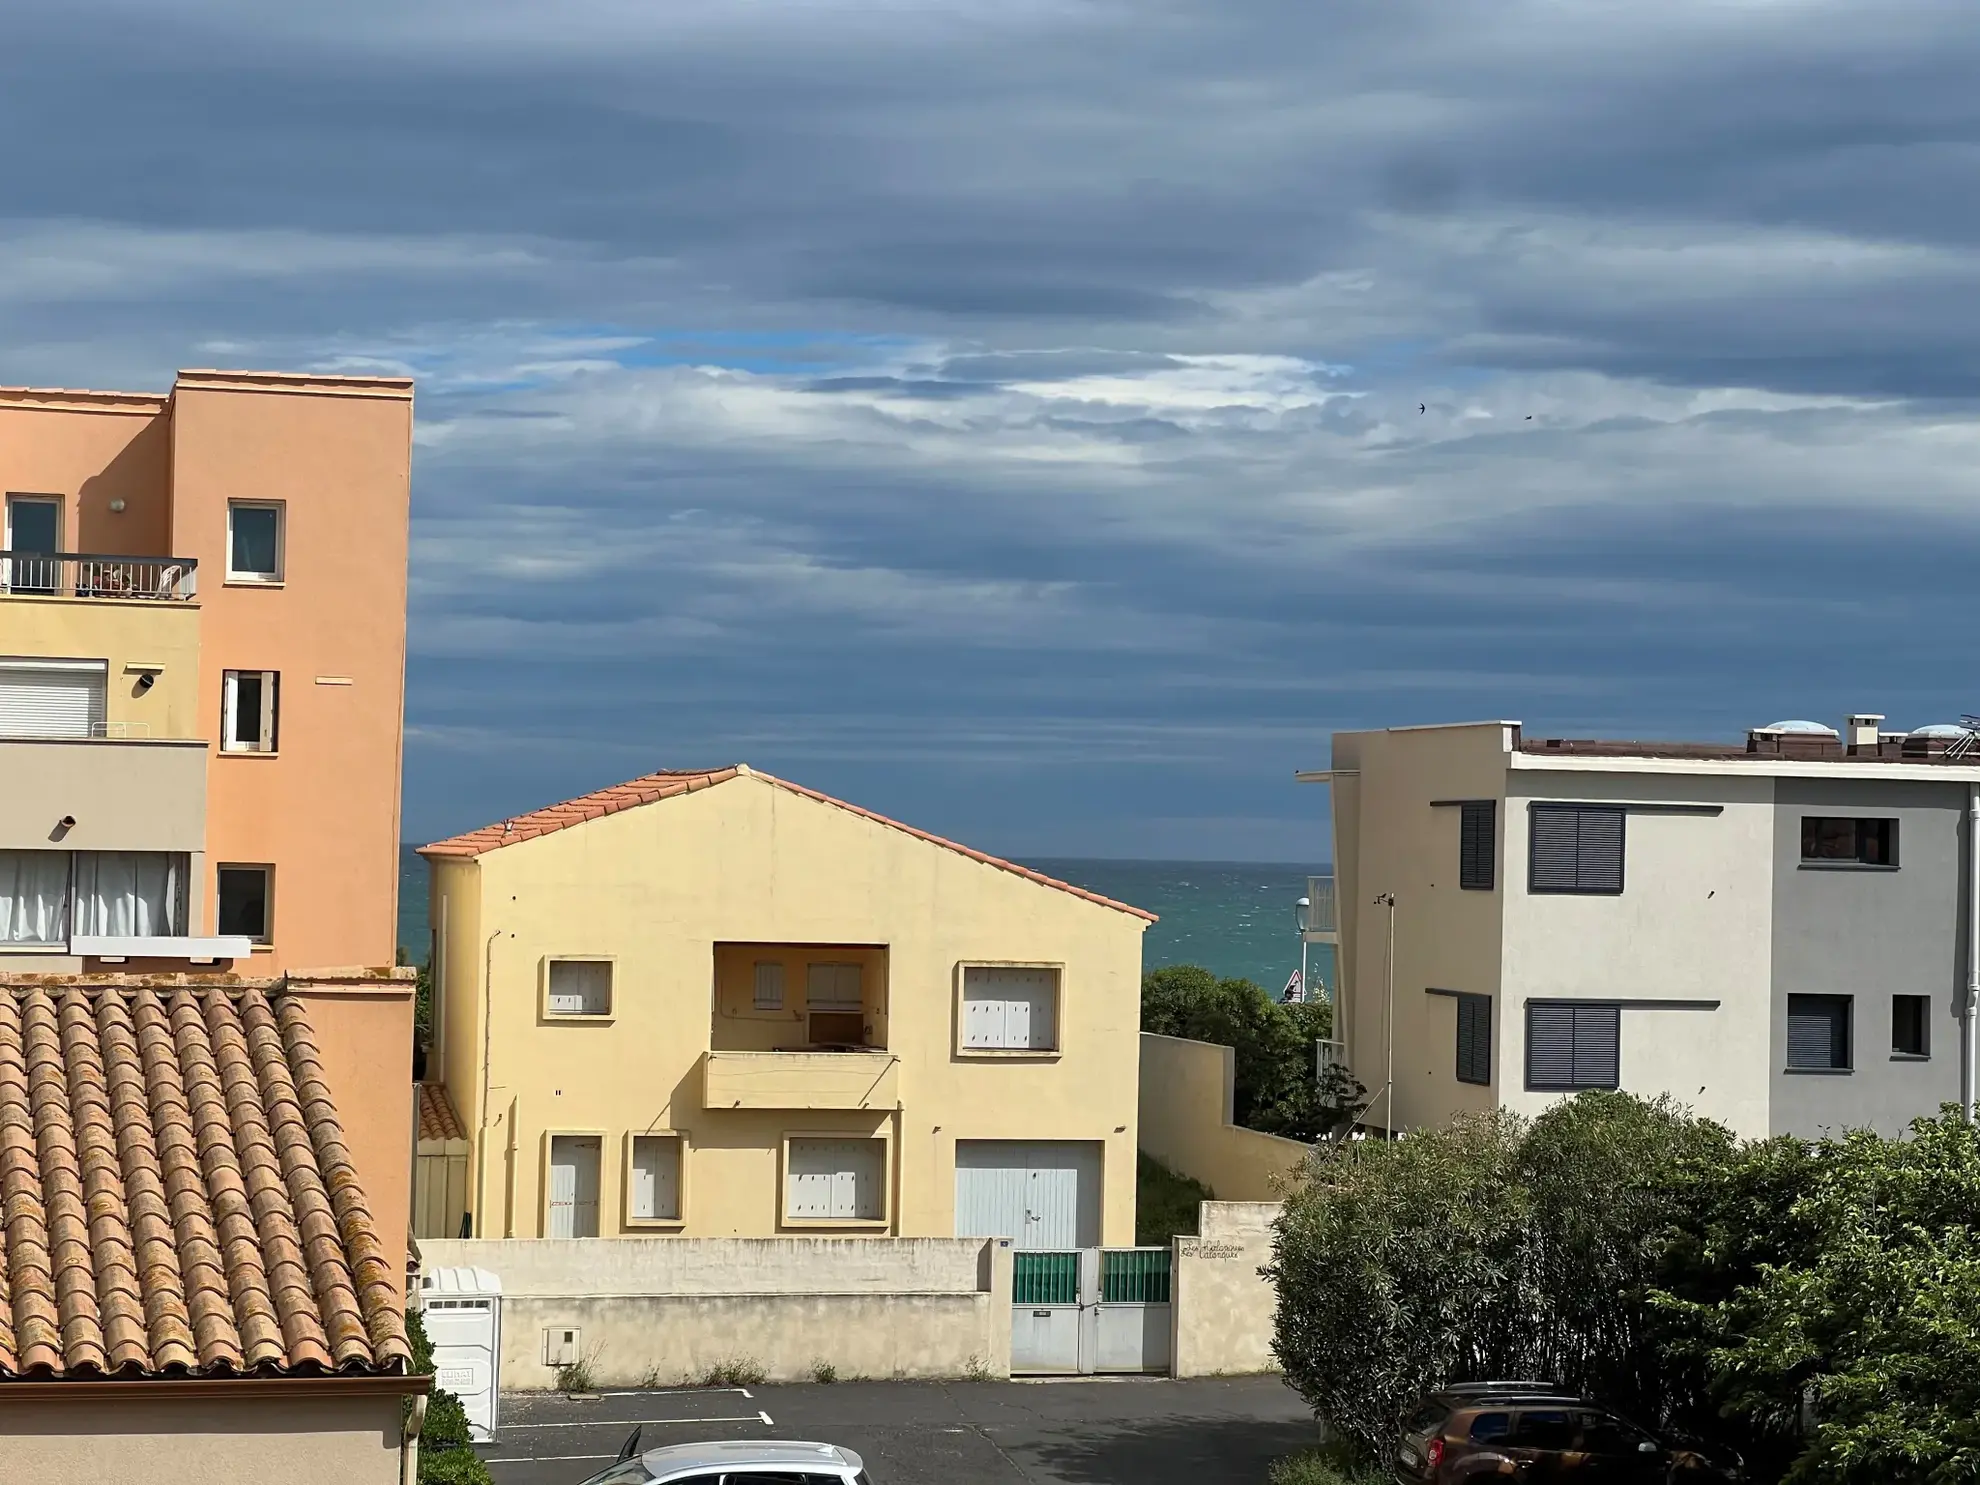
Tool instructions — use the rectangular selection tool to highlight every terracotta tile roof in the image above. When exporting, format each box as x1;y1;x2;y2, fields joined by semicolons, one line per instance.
0;982;410;1381
420;765;1157;922
416;1083;465;1143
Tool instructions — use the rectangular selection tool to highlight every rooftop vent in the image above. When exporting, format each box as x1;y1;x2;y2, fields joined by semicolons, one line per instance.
1845;713;1884;751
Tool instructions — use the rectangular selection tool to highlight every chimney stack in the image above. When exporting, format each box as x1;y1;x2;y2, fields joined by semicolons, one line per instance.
1847;713;1885;752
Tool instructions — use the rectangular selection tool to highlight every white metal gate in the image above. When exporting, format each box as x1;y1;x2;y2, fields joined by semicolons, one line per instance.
1011;1248;1172;1375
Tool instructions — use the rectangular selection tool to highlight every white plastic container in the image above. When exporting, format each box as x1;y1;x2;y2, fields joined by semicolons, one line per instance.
419;1265;503;1441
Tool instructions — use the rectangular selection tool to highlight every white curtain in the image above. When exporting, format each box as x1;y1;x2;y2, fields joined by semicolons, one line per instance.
72;852;183;937
0;851;69;945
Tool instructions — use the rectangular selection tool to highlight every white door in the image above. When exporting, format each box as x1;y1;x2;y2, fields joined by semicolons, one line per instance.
0;660;106;738
547;1136;600;1238
955;1140;1102;1250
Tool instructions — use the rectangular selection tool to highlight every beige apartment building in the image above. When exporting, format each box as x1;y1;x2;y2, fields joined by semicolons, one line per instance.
1306;714;1978;1140
1;371;412;972
418;765;1151;1248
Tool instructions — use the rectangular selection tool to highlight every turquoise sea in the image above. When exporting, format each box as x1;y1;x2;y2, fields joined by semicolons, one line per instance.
398;848;1334;998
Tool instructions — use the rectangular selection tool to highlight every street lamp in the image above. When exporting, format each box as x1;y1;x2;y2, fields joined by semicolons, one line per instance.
1292;895;1312;1003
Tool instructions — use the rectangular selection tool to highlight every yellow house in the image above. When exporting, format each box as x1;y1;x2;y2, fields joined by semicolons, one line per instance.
418;765;1152;1248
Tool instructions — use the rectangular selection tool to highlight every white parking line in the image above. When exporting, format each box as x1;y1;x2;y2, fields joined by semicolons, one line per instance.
499;1415;769;1430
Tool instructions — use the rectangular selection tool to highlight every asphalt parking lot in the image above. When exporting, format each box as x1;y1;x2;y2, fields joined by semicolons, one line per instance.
481;1375;1317;1485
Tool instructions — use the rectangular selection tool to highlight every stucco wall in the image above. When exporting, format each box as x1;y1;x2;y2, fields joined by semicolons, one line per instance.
1138;1033;1312;1201
0;1390;401;1485
420;1235;1013;1386
171;375;412;972
291;976;417;1303
0;739;207;853
0;391;174;557
1770;777;1965;1136
1171;1201;1280;1378
1330;724;1511;1133
433;774;1147;1242
1;593;201;737
1501;765;1777;1138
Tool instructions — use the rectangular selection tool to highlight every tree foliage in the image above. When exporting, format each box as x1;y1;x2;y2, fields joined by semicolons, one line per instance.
1141;964;1362;1142
1269;1092;1980;1483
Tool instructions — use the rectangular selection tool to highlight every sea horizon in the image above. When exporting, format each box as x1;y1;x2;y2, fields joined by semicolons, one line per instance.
397;846;1335;996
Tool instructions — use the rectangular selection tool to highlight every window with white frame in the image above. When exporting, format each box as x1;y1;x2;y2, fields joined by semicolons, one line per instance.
960;965;1060;1051
784;1137;885;1222
226;501;284;582
217;864;273;943
221;670;280;753
546;959;613;1016
753;960;786;1010
628;1134;683;1222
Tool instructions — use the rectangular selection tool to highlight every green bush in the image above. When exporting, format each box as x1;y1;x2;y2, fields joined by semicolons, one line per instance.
1136;1151;1210;1245
1270;1092;1980;1485
1267;1443;1388;1485
420;1447;493;1485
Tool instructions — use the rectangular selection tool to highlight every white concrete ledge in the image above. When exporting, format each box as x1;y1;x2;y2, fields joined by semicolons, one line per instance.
72;935;254;959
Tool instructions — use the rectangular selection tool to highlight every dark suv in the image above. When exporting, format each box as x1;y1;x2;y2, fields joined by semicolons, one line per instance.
1392;1383;1741;1483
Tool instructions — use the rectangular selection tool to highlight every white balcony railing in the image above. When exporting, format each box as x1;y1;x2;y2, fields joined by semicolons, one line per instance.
1;551;198;602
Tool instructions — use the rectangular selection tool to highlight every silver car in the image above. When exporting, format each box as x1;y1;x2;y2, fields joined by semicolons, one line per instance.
579;1436;870;1485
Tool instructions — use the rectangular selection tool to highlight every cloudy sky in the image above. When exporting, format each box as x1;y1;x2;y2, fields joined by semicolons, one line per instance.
6;1;1979;860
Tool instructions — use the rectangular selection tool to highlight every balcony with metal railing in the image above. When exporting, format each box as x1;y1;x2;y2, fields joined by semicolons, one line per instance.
1299;873;1337;943
1;551;198;602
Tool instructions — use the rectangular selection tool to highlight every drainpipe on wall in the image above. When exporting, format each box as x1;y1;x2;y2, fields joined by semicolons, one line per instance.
473;928;501;1234
401;1391;428;1485
1966;786;1979;1124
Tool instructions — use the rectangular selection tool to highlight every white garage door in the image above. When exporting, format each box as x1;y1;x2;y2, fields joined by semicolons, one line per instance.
955;1140;1102;1250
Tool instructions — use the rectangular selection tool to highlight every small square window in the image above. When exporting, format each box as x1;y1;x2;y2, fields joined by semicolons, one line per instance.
1892;995;1930;1058
222;670;280;753
227;502;284;582
1800;817;1896;866
545;959;612;1017
628;1134;683;1223
217;865;272;943
1787;993;1852;1071
960;965;1060;1052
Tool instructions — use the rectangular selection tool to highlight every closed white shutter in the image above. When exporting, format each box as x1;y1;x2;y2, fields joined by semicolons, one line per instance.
630;1135;681;1221
753;961;786;1010
0;659;106;738
961;967;1059;1050
548;1136;600;1237
786;1138;884;1221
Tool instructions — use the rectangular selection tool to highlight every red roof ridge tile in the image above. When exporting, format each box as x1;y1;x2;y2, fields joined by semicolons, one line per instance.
417;765;1157;922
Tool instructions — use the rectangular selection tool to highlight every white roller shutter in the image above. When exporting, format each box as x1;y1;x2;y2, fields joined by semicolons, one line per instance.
0;659;106;738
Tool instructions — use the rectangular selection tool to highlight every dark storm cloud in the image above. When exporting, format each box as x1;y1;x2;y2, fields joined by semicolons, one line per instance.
6;0;1980;855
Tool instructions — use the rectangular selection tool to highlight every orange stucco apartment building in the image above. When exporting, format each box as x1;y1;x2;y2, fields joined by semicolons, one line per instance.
0;371;427;1485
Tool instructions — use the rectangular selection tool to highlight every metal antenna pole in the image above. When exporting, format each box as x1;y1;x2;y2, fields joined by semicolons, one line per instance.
1374;893;1397;1135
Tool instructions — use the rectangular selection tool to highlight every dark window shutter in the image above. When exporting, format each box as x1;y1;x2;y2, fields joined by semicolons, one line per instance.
1787;994;1851;1070
1460;802;1496;890
1574;809;1624;893
1526;1002;1577;1088
1456;993;1491;1084
1530;804;1625;894
1530;807;1581;892
1570;1004;1620;1087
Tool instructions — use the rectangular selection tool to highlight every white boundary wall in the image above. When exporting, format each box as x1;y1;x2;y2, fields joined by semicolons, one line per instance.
418;1237;1013;1389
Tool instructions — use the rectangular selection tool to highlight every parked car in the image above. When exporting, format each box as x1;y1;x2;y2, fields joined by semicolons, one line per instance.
577;1434;871;1485
1392;1382;1742;1483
